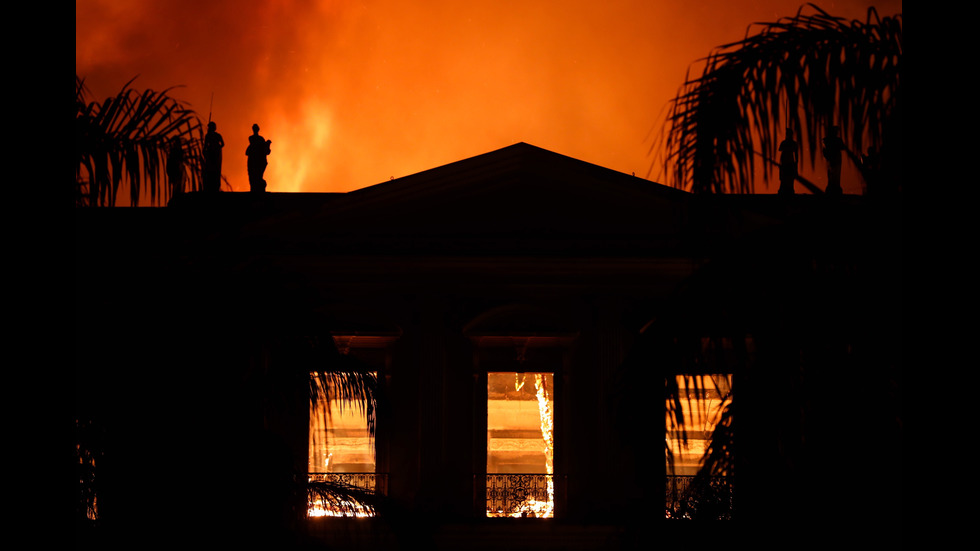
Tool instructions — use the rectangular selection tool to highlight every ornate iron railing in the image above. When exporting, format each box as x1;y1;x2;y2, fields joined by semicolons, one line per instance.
665;475;733;520
484;474;556;518
309;472;387;493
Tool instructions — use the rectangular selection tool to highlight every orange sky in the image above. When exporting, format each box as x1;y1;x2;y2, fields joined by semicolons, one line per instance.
76;0;901;197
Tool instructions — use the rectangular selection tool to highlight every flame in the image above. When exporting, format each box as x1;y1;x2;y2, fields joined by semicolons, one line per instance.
76;1;899;198
307;487;374;518
534;374;555;518
491;496;553;519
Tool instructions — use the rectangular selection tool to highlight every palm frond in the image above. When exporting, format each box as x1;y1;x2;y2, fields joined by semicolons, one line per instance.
307;478;382;517
303;336;381;518
666;371;734;476
652;4;902;193
698;400;734;477
76;75;204;206
310;368;378;439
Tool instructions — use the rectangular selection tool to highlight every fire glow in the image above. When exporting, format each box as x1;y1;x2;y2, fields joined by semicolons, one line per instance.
307;495;372;519
665;374;732;475
534;373;555;518
76;1;897;200
487;372;555;518
308;373;377;518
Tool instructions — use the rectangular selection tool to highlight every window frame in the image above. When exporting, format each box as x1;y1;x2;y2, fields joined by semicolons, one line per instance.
470;335;573;519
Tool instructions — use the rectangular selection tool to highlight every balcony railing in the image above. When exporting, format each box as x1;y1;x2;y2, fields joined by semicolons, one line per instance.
307;472;388;518
309;472;387;492
484;474;559;518
665;475;733;520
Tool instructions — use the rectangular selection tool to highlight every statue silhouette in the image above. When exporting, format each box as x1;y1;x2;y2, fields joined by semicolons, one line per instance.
203;121;224;193
166;138;184;196
778;128;798;196
822;126;844;195
246;123;272;193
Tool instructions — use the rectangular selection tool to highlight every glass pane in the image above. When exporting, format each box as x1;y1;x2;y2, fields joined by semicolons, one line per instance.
665;374;732;475
487;372;554;518
308;373;376;518
309;375;375;474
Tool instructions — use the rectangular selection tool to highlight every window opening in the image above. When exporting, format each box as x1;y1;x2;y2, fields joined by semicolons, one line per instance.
666;373;733;519
487;371;554;518
308;372;378;517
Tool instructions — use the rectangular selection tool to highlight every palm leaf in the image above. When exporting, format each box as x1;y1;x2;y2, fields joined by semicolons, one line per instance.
302;336;381;518
310;367;378;440
76;75;204;206
307;478;383;517
652;4;902;194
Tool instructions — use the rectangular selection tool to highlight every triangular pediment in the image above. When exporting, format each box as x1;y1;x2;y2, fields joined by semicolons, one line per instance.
227;142;798;258
291;143;691;242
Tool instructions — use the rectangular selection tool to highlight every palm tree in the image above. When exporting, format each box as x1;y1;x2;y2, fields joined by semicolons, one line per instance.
650;197;902;523
76;75;204;206
651;4;902;194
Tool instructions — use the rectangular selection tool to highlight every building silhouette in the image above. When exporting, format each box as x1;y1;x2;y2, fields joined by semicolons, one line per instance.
76;143;902;548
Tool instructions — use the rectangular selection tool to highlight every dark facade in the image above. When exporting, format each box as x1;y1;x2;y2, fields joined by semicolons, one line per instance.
76;143;902;548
